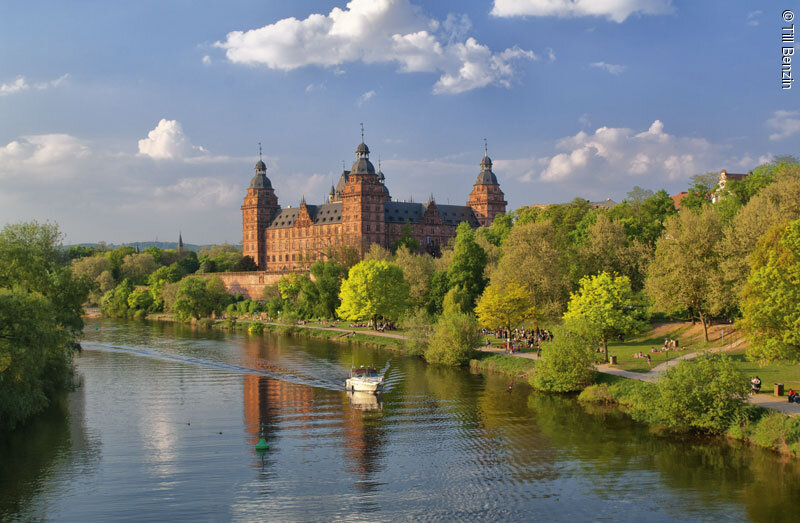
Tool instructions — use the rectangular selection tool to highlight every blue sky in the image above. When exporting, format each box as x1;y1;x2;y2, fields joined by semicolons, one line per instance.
0;0;796;244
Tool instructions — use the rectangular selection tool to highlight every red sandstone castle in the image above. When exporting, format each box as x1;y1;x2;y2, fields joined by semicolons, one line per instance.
242;137;506;271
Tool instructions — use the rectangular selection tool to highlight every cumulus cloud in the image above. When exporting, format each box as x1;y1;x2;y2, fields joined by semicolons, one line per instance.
490;0;674;23
202;55;212;65
538;120;716;182
0;134;89;172
137;119;208;160
590;61;626;74
0;74;68;96
357;90;376;106
214;0;536;94
766;110;800;141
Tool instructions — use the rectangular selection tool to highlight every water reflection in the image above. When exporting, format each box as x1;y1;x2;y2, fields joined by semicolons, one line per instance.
0;381;100;521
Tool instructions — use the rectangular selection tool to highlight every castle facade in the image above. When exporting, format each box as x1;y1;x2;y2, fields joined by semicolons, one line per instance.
241;138;506;271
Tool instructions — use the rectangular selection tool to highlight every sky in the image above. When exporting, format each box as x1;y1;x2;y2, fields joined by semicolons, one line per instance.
0;0;797;244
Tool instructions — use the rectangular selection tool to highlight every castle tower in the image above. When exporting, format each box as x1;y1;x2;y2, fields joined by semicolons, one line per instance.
241;148;279;269
341;128;390;253
467;145;506;227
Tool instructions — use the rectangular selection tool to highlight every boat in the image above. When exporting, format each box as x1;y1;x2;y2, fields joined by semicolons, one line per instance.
345;365;383;393
347;390;383;410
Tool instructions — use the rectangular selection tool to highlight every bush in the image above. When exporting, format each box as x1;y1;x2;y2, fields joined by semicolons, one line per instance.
224;316;237;330
578;384;616;404
638;354;749;433
423;311;481;366
248;322;265;335
197;318;215;329
132;309;147;320
751;413;800;453
532;324;596;393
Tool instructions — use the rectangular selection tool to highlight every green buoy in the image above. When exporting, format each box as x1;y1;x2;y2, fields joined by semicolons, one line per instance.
255;423;269;453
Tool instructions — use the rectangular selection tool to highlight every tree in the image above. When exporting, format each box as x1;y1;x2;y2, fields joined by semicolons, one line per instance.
474;282;537;334
310;259;344;318
0;221;90;429
447;222;487;308
120;253;158;285
739;220;800;361
564;272;646;362
104;246;136;279
100;279;134;318
233;255;258;272
337;260;410;329
143;246;163;264
490;221;571;320
394;246;434;306
66;245;95;260
424;311;481;366
172;276;229;321
646;207;723;341
392;221;420;253
578;214;651;291
715;163;800;313
532;322;596;392
127;288;154;316
364;243;392;261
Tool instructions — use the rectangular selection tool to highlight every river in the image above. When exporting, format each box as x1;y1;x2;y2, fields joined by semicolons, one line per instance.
1;318;799;521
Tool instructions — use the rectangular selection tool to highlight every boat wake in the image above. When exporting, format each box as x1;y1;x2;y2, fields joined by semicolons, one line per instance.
80;342;345;391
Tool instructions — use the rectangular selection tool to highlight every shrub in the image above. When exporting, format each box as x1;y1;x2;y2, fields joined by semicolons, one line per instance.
248;322;265;335
649;354;748;433
224;316;238;330
578;384;616;404
400;308;432;357
197;318;215;329
423;311;481;366
751;413;800;453
532;324;596;393
132;309;147;320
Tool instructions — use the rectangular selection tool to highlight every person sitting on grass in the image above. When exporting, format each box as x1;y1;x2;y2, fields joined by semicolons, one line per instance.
750;376;762;393
788;388;797;403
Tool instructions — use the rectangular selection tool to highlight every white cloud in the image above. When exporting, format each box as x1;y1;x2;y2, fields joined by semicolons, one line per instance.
137;119;208;160
747;10;762;26
0;134;89;172
590;61;626;74
202;55;212;65
357;89;376;106
490;0;674;23
214;0;536;94
539;120;717;182
766;110;800;141
0;74;68;96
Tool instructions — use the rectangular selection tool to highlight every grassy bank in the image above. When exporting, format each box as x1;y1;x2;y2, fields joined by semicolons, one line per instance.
469;352;536;379
579;374;800;459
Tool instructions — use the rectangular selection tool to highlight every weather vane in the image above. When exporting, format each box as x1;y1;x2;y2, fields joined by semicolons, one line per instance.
258;142;262;160
360;122;364;142
483;138;488;156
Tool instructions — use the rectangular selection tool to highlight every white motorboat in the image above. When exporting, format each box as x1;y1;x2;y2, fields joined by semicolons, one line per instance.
345;366;383;393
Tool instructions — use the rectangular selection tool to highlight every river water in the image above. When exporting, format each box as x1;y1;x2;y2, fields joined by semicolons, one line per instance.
1;318;799;522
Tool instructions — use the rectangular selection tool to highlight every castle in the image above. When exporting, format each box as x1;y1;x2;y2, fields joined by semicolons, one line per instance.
241;136;506;271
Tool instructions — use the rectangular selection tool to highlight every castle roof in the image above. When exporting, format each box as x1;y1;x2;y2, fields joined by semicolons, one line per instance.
383;201;480;227
475;155;498;185
250;158;272;189
267;202;343;229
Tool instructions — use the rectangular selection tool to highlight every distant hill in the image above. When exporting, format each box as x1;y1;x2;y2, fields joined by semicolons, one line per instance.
65;241;240;252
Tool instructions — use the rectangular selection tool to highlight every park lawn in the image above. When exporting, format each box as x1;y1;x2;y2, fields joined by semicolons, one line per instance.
605;324;696;372
727;352;800;392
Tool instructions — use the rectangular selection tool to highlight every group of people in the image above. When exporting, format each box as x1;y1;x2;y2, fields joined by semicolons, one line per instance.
633;352;652;366
482;327;553;351
346;320;395;331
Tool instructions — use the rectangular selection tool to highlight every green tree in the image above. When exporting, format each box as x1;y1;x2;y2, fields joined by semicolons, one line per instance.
143;246;163;264
564;272;646;362
424;310;481;366
127;288;154;316
447;222;487;308
392;221;420;253
172;276;229;321
425;270;450;316
337;260;410;328
646;207;723;342
104;246;136;279
66;245;95;260
233;255;258;272
394;246;434;306
120;252;158;285
310;259;344;318
578;214;651;291
490;221;571;320
532;322;596;393
739;220;800;361
474;282;537;334
0;222;90;428
100;279;134;318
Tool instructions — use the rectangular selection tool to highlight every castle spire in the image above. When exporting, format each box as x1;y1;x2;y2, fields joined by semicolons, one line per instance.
178;232;184;254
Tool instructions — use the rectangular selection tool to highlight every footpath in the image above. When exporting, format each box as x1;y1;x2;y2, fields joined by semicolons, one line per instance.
475;344;800;416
